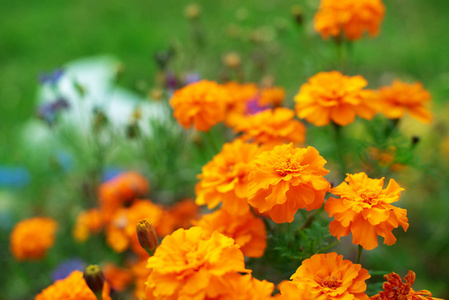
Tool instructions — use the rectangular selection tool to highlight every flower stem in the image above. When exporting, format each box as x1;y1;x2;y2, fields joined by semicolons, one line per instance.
332;122;347;178
356;245;363;264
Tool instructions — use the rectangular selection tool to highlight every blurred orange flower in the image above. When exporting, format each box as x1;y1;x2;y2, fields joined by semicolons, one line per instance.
73;209;104;242
196;139;260;215
35;270;112;300
10;217;57;261
233;108;306;147
289;252;371;299
375;80;432;124
106;200;164;257
259;87;285;107
193;209;267;258
224;81;259;125
103;263;133;292
99;172;149;222
160;198;200;234
248;143;330;223
170;80;231;131
314;0;385;41
325;172;409;250
130;259;151;299
295;71;376;126
145;227;250;300
371;270;442;300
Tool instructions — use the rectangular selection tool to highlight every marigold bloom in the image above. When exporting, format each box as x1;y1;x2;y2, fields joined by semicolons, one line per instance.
131;259;151;299
259;87;285;107
375;80;432;124
233;108;306;147
193;209;267;258
106;200;164;257
295;71;377;126
145;227;250;300
73;209;104;242
10;217;57;261
371;270;442;300
196;139;260;215
215;274;275;300
248;143;330;223
325;172;409;250
103;263;133;292
276;280;327;300
35;270;112;300
314;0;385;41
170;80;231;131
289;252;371;299
224;82;259;117
99;172;149;222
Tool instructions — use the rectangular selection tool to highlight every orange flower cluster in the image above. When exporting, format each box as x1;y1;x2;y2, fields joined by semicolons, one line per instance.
224;81;259;125
295;71;376;126
103;263;133;292
325;172;409;250
214;274;275;300
371;271;442;300
248;143;330;223
259;87;285;107
196;139;260;215
99;172;149;222
278;252;371;299
232;108;306;147
35;270;112;300
10;217;57;261
170;80;231;131
375;80;432;124
193;209;267;258
73;209;104;242
145;227;250;299
314;0;385;41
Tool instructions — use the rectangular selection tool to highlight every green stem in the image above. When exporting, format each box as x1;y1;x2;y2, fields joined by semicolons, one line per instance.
332;122;347;178
356;245;363;264
318;240;340;253
204;130;221;155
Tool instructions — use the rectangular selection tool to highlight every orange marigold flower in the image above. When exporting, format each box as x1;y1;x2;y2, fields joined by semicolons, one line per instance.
131;259;151;300
224;82;259;118
196;139;260;215
259;87;285;107
371;270;443;300
289;252;371;300
99;172;149;222
325;172;409;250
35;270;112;300
375;80;432;124
314;0;385;41
106;200;164;257
170;80;231;131
73;209;104;242
233;108;306;147
10;217;57;261
295;71;377;126
158;199;200;236
214;273;275;300
145;226;250;300
103;263;133;292
193;209;267;258
276;280;327;300
248;143;330;223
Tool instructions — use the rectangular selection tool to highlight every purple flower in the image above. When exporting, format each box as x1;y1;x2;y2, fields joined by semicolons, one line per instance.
184;72;201;85
37;98;70;125
52;258;86;281
246;96;270;115
39;68;64;85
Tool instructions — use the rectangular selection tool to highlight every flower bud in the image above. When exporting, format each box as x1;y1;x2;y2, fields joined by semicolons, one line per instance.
185;3;201;20
136;219;158;256
83;265;105;300
223;52;241;69
291;5;303;26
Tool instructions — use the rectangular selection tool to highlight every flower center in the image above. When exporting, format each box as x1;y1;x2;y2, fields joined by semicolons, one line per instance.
320;275;342;289
357;188;379;205
275;158;307;176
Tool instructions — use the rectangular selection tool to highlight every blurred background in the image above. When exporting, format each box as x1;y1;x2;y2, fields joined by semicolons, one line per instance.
1;0;449;299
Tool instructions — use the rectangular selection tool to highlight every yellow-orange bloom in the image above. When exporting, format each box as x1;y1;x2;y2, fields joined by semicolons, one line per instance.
145;227;250;300
233;108;306;147
276;280;327;300
314;0;385;41
131;259;151;299
295;71;377;126
196;139;260;215
193;209;267;258
35;270;112;300
224;82;259;120
213;274;275;300
106;200;164;257
371;270;443;300
73;209;104;242
248;143;330;223
10;217;57;261
259;87;285;107
289;252;371;299
159;199;200;235
103;263;133;292
99;172;149;222
170;80;231;131
325;172;409;250
375;80;432;124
